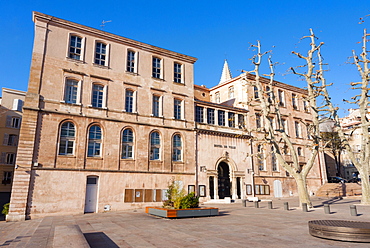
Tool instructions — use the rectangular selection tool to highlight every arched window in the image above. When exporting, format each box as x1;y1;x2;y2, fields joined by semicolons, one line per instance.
172;134;182;161
122;128;134;159
59;122;75;155
150;131;161;160
88;125;102;157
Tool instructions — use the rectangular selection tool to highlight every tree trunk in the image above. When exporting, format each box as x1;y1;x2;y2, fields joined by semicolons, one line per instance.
361;171;370;204
295;175;312;208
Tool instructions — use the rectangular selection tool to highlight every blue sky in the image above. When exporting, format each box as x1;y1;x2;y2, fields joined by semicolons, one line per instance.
1;0;369;116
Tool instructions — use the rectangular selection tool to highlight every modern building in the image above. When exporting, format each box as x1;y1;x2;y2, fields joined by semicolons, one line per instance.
7;12;326;221
0;88;25;209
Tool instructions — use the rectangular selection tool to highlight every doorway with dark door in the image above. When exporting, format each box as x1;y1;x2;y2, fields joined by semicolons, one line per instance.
218;162;231;199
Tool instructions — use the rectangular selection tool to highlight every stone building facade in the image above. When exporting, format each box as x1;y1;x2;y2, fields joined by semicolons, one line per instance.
0;88;25;208
7;12;326;220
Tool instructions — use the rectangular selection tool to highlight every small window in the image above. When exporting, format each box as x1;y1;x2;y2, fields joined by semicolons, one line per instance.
122;129;134;159
88;125;102;157
238;114;245;129
150;132;161;160
2;171;12;185
127;50;136;73
228;112;235;127
218;110;225;126
292;94;298;110
152;95;160;117
228;86;234;99
5;134;18;146
125;90;134;113
278;90;285;107
6;116;21;129
215;92;220;103
174;99;182;120
303;100;309;112
65;79;79;104
1;153;16;165
95;42;107;66
58;122;75;155
266;86;272;103
92;84;104;108
297;147;303;156
257;145;264;171
174;63;182;83
69;35;82;60
271;146;277;171
195;106;204;123
295;121;301;138
207;108;215;125
152;57;161;79
172;134;182;161
254;86;259;99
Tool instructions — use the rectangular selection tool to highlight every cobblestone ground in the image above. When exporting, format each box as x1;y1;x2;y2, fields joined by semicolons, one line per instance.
1;197;370;247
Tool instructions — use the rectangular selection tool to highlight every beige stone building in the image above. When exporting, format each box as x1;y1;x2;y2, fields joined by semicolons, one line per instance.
0;88;25;208
7;12;197;221
8;12;326;220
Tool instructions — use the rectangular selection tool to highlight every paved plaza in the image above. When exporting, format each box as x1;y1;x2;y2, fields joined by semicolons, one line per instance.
1;197;370;247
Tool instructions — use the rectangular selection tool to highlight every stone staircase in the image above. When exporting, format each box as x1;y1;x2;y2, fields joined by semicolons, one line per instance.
316;183;362;197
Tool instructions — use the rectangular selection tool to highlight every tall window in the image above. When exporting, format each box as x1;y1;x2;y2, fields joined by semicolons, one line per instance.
174;99;182;120
281;119;288;134
303;100;309;112
126;50;136;73
92;84;104;108
295;121;301;138
228;86;234;99
6;153;16;165
65;79;79;104
69;35;82;60
218;110;225;126
207;108;215;125
297;147;303;156
174;63;182;83
278;89;285;107
228;112;235;127
254;86;259;99
306;125;312;139
256;114;261;128
266;86;272;103
292;94;298;110
150;132;161;160
125;90;134;113
4;134;18;146
172;134;182;161
122;129;134;159
271;146;277;171
215;92;220;103
152;57;161;78
195;106;204;123
152;95;160;117
95;42;107;66
59;122;75;155
88;125;102;157
257;145;264;171
238;114;245;129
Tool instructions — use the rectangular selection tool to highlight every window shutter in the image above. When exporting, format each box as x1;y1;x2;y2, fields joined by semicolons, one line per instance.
13;99;24;112
14;136;18;146
0;152;5;164
3;134;9;145
6;116;11;127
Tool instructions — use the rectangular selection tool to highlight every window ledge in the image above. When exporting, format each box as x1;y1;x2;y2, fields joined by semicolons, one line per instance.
121;158;135;161
93;63;110;69
57;155;76;158
152;77;165;82
66;57;85;63
86;157;103;160
173;81;184;85
60;101;82;106
125;71;140;76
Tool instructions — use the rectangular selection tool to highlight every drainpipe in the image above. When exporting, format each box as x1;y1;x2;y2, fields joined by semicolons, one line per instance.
195;130;199;196
250;133;256;198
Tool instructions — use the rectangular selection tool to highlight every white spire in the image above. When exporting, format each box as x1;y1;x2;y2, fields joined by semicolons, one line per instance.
219;60;232;84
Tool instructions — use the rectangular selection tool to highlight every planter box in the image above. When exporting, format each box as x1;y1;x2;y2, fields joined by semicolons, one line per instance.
146;207;219;218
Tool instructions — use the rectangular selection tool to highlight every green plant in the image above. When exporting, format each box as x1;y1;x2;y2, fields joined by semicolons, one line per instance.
162;179;199;209
2;203;9;216
179;192;199;209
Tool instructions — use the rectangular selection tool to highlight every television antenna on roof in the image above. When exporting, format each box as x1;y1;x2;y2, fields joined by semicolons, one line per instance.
100;20;112;30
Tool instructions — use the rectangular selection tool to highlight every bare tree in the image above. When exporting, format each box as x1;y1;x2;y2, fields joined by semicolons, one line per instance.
319;29;370;204
244;38;322;208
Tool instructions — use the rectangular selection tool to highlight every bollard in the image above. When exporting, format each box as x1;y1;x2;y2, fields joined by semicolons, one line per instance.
302;203;308;212
268;201;273;209
350;205;358;216
242;199;247;207
254;201;259;208
324;204;330;214
284;202;289;211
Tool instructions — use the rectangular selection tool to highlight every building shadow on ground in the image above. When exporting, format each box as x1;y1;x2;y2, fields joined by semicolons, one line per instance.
84;232;120;248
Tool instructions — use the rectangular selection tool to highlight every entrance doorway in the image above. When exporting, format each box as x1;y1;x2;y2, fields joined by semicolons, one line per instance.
84;176;98;213
273;180;283;198
218;162;231;199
